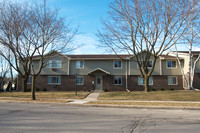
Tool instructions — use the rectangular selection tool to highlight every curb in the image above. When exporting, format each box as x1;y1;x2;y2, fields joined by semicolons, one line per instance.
1;99;200;110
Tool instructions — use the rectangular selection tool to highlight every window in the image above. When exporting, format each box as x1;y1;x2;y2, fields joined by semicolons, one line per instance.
148;61;152;67
76;61;84;69
76;76;84;85
168;76;178;85
167;61;176;68
27;76;32;84
47;76;61;84
114;76;122;85
138;76;153;85
97;78;101;84
47;60;62;68
114;61;122;69
137;60;152;68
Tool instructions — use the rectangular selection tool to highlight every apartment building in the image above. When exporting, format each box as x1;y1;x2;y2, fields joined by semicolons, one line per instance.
17;51;200;91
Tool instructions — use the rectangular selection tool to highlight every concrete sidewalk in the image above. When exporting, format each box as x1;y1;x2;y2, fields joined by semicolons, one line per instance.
68;90;101;104
84;91;101;101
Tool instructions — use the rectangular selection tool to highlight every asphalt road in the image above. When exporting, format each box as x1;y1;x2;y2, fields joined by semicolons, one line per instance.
0;102;200;133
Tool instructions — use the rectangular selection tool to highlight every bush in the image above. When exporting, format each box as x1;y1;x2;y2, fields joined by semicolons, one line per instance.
43;88;47;91
83;87;87;91
36;88;40;91
160;88;165;91
169;88;174;91
151;88;156;91
104;88;108;92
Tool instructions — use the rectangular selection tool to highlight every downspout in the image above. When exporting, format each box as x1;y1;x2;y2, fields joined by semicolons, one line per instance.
68;59;70;75
160;58;162;75
129;59;130;75
126;57;130;92
17;75;19;91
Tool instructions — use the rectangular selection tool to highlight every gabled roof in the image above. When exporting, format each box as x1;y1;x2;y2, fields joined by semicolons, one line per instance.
32;50;70;60
67;54;131;60
160;55;177;59
173;51;200;54
160;54;184;60
87;68;110;75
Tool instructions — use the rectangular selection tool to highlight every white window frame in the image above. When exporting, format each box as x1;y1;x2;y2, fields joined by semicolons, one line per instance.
47;60;62;68
47;76;61;85
27;76;32;84
113;61;122;69
168;76;178;85
76;76;84;85
114;76;122;85
137;60;153;69
76;61;84;69
166;61;177;69
138;76;153;85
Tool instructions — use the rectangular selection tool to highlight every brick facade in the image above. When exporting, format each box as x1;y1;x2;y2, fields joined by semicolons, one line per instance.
102;75;183;91
193;73;200;89
103;75;126;91
127;75;183;91
18;74;187;92
18;75;95;92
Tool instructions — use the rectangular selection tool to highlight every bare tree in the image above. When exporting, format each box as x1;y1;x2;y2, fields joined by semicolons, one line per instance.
0;0;78;99
97;0;197;92
177;0;200;90
0;55;9;90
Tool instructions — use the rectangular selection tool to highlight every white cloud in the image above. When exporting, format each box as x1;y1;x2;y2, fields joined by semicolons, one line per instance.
169;44;200;52
72;34;105;54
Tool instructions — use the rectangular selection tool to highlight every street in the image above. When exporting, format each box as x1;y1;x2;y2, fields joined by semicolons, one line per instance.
0;102;200;133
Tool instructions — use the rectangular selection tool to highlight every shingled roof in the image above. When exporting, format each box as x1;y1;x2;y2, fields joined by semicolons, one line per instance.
174;51;200;54
67;54;131;59
160;55;177;59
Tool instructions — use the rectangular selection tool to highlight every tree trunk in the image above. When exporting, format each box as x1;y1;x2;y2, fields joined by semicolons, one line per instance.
9;64;13;91
144;75;149;92
0;80;3;90
31;75;36;100
22;78;27;92
188;42;192;90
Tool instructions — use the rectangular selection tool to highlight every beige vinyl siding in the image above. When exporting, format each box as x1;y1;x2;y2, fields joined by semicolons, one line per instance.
39;55;69;75
70;60;127;75
162;60;182;75
129;57;161;75
168;52;189;74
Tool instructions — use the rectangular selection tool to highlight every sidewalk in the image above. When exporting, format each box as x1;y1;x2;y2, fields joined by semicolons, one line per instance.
68;90;101;104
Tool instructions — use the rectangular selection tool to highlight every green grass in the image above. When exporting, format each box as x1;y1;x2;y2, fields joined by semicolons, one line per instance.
0;92;89;99
99;91;200;101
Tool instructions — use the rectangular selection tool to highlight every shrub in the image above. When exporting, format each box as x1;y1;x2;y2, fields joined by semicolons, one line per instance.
169;88;174;91
160;88;165;91
151;88;156;91
83;87;87;91
43;88;47;91
36;88;40;91
104;88;108;92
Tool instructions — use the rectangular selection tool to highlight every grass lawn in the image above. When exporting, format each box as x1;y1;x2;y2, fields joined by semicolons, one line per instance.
0;91;90;99
99;91;200;101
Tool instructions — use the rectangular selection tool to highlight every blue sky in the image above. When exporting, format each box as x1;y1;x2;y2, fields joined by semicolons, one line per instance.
47;0;113;54
46;0;200;54
2;0;200;54
2;0;113;54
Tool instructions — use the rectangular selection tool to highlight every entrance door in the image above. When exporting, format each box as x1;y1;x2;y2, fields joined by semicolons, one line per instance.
95;75;102;90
